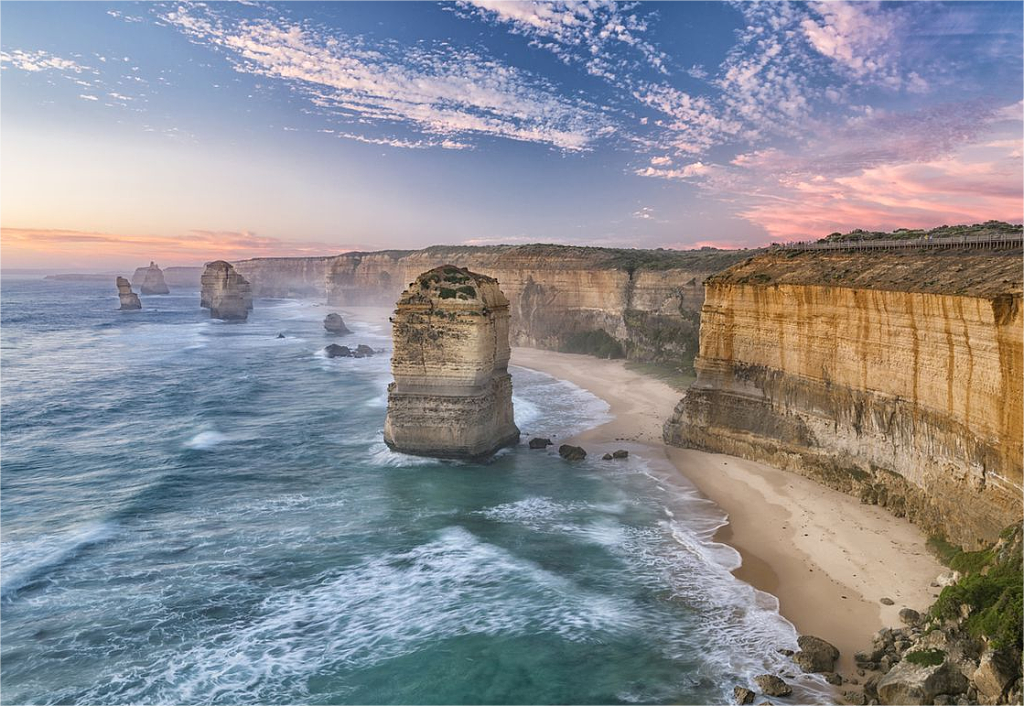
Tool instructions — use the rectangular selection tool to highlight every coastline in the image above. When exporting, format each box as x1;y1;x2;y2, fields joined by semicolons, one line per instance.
510;347;944;677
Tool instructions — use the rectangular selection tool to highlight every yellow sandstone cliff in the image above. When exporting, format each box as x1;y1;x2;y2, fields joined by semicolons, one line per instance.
665;247;1023;547
384;265;520;458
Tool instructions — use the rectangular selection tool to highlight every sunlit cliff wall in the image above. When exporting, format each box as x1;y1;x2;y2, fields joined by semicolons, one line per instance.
234;245;751;368
664;248;1023;547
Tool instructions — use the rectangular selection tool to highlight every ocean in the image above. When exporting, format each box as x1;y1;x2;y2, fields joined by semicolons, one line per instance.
0;277;829;705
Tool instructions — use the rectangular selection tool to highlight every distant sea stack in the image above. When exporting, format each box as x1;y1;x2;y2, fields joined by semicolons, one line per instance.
116;276;141;310
324;313;351;335
200;261;253;321
134;261;170;295
384;265;520;458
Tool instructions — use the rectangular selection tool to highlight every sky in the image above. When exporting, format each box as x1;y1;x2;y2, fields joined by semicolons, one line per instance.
2;1;1022;270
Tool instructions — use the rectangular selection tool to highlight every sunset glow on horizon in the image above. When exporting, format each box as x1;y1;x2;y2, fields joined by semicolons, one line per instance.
2;1;1022;270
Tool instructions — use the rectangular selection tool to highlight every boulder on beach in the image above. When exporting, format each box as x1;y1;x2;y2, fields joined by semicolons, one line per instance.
793;635;840;673
558;444;586;461
733;686;755;704
324;313;351;335
116;276;141;310
529;437;552;449
876;657;968;705
612;449;628;459
898;608;921;626
753;675;792;698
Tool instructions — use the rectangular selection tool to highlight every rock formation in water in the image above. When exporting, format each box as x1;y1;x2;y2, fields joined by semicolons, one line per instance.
664;246;1023;548
200;261;253;321
116;276;141;310
384;265;520;458
231;245;754;370
324;313;351;335
133;261;170;295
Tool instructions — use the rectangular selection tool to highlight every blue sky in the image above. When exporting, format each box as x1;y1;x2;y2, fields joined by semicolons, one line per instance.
2;1;1022;268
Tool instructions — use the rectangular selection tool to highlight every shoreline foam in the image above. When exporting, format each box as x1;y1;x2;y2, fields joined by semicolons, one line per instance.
510;346;944;677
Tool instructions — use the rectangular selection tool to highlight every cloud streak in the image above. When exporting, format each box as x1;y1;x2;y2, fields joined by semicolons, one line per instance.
162;4;610;151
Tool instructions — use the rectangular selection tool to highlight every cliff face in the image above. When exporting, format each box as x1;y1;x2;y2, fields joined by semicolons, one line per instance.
665;248;1023;548
116;276;141;310
200;261;253;321
133;262;170;295
233;257;334;298
231;245;749;369
384;265;520;458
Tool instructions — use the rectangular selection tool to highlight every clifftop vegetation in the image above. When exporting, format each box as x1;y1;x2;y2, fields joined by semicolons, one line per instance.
821;221;1022;243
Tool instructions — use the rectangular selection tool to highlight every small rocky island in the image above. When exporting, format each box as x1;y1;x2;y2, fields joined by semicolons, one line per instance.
134;261;170;295
200;260;253;321
324;313;351;335
384;265;520;458
116;276;141;310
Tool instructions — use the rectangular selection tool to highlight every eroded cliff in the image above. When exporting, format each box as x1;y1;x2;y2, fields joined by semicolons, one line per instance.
133;262;170;295
664;248;1023;548
384;265;519;458
234;245;751;370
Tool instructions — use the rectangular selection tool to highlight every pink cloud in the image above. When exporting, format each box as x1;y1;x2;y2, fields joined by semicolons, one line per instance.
1;227;362;270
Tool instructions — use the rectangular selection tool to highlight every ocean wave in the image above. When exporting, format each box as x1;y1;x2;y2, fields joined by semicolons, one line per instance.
183;430;228;450
1;521;117;599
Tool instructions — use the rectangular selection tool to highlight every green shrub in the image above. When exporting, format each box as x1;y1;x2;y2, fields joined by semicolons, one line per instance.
456;286;476;297
438;287;457;299
904;649;945;667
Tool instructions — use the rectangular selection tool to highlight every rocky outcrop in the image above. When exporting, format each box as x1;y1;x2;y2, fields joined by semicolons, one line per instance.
793;635;840;673
664;247;1023;548
116;276;141;310
558;444;587;461
231;245;753;370
200;261;253;321
383;265;520;458
133;261;170;295
324;313;351;335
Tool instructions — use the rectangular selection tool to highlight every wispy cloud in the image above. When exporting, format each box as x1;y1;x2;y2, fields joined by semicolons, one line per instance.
452;0;667;80
0;49;87;73
161;4;610;151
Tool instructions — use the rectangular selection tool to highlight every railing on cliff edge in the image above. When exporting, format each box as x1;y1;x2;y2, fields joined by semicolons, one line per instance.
773;232;1024;251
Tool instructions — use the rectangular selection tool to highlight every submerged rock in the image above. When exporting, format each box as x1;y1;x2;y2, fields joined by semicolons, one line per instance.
325;344;351;358
558;444;586;461
529;437;552;449
602;453;613;460
116;276;141;310
134;261;170;295
384;265;519;458
200;261;253;321
324;313;351;335
356;344;374;356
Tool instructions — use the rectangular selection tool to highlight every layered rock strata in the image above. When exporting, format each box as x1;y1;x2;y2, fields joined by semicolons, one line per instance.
116;276;141;310
133;261;170;295
200;261;253;321
232;245;754;370
384;265;519;458
664;248;1023;547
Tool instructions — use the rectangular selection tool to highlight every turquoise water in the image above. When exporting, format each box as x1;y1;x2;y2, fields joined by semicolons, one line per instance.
1;277;829;704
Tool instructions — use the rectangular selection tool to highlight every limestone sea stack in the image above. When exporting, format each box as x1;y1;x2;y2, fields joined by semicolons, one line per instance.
200;260;253;321
116;276;141;310
324;313;351;335
384;265;520;458
134;261;170;295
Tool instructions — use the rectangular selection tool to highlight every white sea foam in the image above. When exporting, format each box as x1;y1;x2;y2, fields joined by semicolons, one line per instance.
1;521;117;599
87;526;637;704
184;430;227;450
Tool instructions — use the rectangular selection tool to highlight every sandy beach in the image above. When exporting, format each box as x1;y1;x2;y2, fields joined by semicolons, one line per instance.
510;347;944;676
